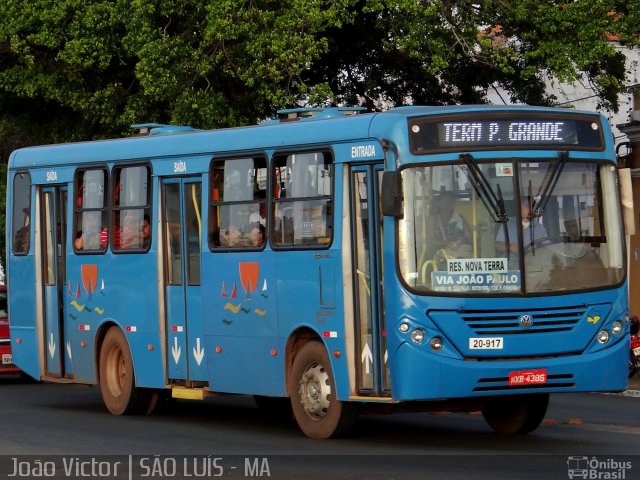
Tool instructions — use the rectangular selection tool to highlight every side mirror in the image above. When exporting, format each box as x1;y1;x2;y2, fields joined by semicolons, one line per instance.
381;171;402;217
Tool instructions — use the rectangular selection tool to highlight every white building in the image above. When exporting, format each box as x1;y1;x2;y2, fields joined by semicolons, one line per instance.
487;37;639;155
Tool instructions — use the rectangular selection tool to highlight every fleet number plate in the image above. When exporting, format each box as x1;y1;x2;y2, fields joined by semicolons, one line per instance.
2;354;12;365
469;337;503;349
508;369;547;386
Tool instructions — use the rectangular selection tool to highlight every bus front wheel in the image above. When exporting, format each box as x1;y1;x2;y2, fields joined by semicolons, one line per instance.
288;341;358;438
481;393;549;434
99;327;157;415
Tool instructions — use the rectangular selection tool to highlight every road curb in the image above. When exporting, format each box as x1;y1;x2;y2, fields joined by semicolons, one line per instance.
621;389;640;398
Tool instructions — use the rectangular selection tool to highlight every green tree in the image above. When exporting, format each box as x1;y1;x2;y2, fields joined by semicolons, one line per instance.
0;0;638;264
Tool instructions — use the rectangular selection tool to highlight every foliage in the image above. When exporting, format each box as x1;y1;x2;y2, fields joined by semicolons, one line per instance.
0;0;638;265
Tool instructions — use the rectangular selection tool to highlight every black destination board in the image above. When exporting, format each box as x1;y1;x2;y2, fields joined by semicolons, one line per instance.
409;113;604;153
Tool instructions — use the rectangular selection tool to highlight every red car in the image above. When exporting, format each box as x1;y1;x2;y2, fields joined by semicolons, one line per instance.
0;285;20;374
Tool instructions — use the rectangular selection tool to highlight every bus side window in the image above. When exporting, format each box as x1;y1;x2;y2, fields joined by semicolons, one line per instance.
73;168;108;253
271;151;333;248
112;165;151;252
209;155;267;249
12;172;31;255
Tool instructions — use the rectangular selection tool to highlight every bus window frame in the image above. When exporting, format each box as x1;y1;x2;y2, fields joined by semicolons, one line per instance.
208;153;268;251
11;171;31;256
270;149;334;250
73;166;109;255
111;162;152;254
394;158;625;297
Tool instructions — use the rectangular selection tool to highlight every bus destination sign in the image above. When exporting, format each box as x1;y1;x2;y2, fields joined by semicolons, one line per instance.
409;114;604;153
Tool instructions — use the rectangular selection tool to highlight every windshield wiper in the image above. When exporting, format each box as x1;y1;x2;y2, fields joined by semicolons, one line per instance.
461;154;508;224
532;151;568;218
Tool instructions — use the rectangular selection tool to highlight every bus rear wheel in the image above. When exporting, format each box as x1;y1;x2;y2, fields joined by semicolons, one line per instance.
99;327;156;415
288;341;358;438
481;393;549;434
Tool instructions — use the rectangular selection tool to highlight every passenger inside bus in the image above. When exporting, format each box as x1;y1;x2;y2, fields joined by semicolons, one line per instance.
221;225;242;247
75;214;107;250
14;226;29;253
118;213;151;249
426;190;472;258
249;223;265;247
496;200;548;254
141;215;151;249
249;191;267;226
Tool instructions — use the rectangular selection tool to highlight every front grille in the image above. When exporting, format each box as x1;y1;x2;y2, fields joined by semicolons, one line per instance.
461;306;585;335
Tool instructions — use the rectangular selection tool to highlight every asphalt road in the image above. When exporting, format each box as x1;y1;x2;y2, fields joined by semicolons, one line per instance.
0;375;638;480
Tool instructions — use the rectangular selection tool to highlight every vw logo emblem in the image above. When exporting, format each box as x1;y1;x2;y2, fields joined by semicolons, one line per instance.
519;314;533;328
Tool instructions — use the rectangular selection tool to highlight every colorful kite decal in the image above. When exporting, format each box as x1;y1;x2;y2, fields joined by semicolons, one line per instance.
70;300;85;312
69;264;105;318
219;262;269;325
224;303;241;314
81;264;98;298
239;262;259;300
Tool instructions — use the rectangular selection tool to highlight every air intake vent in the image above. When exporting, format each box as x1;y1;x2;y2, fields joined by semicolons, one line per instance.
260;106;367;124
461;306;585;335
131;123;198;136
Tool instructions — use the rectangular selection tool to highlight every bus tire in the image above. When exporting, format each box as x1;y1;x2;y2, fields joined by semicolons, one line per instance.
481;393;549;434
288;341;358;438
98;327;154;415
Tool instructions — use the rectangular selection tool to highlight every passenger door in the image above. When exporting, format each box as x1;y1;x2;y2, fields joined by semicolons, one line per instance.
162;178;206;381
40;186;69;377
351;165;390;395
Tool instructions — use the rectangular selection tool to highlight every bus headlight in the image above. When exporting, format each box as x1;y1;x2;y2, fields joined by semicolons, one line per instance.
411;329;424;344
399;322;409;333
596;330;610;344
430;337;444;351
611;321;623;335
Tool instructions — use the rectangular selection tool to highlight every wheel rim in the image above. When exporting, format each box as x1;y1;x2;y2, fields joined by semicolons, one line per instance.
105;345;126;398
298;361;331;420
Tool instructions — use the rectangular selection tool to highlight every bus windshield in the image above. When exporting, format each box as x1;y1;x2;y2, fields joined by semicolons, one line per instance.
398;159;624;294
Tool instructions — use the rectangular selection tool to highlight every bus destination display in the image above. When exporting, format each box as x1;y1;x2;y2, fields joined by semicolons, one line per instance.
409;115;604;153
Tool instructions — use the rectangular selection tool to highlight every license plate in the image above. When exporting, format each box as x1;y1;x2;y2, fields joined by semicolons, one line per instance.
469;337;503;349
508;369;547;386
2;354;12;365
633;346;640;357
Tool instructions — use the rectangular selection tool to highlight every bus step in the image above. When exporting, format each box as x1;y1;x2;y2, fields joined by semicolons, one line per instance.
171;386;205;401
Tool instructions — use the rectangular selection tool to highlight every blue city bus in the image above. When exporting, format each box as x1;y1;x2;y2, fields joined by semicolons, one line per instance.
6;105;631;438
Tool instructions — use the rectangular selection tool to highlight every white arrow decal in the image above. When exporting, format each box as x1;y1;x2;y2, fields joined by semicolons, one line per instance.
48;333;56;358
361;342;373;375
66;341;72;360
171;337;181;364
192;337;204;366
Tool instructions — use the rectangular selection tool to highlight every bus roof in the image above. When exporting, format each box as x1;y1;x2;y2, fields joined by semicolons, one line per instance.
8;105;606;169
